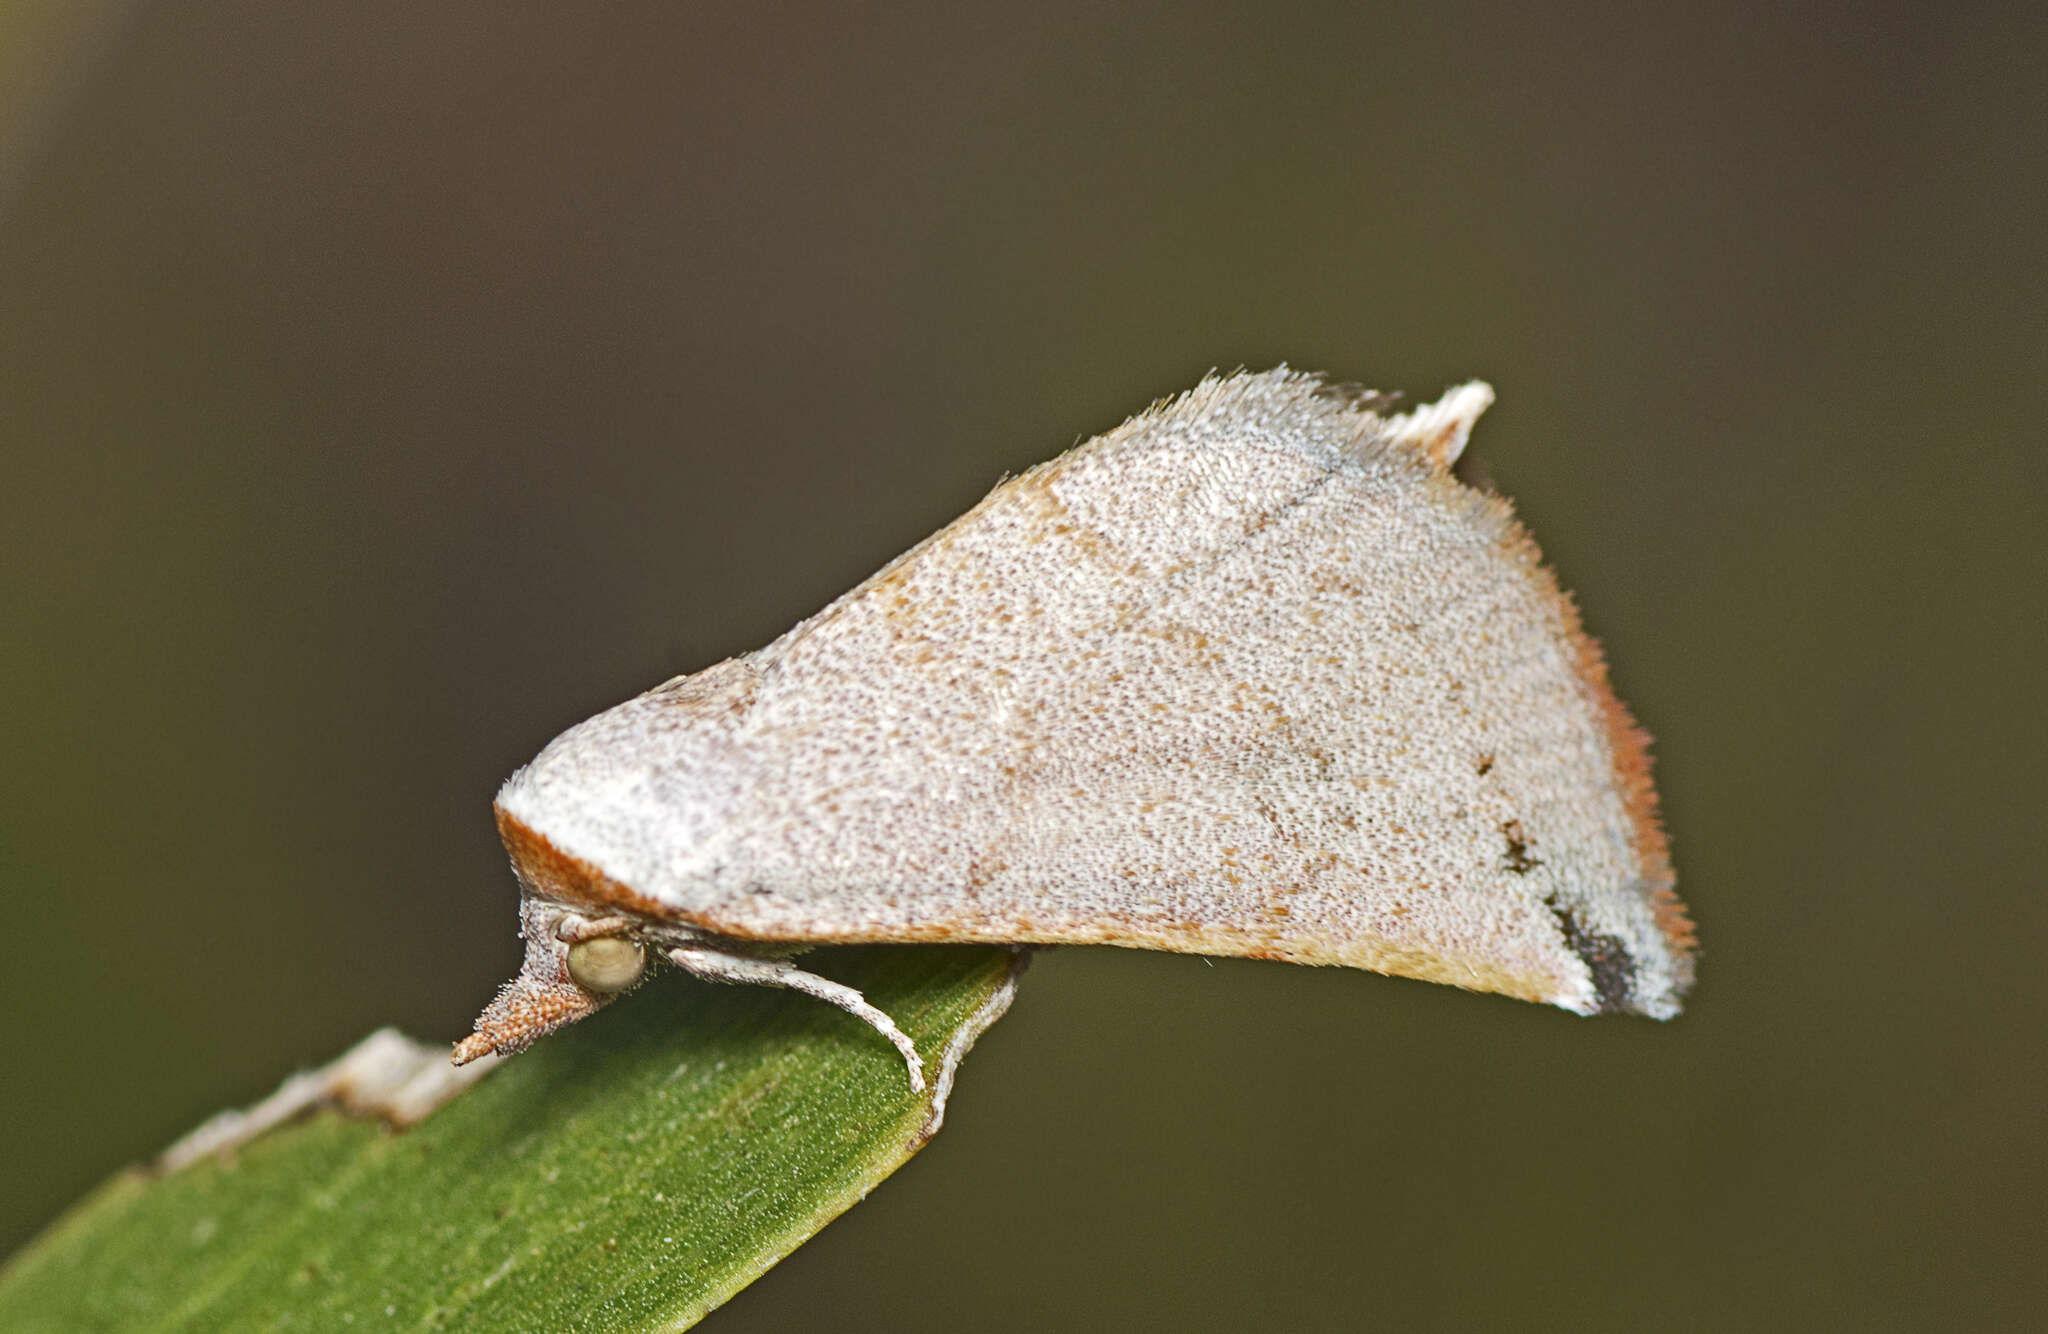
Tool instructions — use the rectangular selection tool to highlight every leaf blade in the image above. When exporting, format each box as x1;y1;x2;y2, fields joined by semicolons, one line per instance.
0;945;1018;1332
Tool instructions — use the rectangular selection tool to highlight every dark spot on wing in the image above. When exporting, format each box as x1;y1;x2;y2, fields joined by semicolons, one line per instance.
1500;820;1541;875
1475;753;1495;776
1545;895;1638;1014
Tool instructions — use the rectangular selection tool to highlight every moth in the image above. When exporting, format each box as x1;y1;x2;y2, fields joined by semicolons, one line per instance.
455;369;1695;1099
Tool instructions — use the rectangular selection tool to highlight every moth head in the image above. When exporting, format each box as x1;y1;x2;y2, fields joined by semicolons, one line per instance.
451;897;648;1065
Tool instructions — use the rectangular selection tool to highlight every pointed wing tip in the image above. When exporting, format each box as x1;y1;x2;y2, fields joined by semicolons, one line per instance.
1185;369;1495;470
1383;380;1495;468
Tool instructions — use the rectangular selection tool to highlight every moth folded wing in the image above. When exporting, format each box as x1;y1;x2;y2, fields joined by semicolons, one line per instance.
470;369;1691;1027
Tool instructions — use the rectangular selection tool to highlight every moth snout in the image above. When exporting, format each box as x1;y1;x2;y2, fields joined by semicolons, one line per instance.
451;905;620;1066
451;966;602;1065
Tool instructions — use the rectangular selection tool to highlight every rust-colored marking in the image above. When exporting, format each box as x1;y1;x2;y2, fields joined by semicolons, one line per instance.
495;806;672;918
1484;490;1694;971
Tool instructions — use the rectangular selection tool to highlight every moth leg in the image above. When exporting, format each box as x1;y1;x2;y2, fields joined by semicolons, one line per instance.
553;912;635;943
666;945;927;1094
917;946;1033;1145
157;1027;499;1173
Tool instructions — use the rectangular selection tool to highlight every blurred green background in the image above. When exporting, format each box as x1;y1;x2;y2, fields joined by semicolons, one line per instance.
4;3;2041;1329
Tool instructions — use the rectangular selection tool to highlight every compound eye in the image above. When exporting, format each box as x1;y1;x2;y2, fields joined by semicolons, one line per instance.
566;937;646;994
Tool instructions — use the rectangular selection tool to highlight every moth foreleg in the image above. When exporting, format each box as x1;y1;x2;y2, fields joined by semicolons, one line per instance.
916;945;1032;1145
665;945;927;1094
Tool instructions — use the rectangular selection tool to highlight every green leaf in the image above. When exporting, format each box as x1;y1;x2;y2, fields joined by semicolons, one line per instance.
0;946;1019;1332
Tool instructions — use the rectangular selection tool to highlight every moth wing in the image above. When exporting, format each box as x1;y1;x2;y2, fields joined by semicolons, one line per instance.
498;370;1691;1017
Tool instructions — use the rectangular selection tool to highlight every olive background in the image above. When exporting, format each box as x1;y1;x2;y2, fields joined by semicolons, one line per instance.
3;4;2041;1330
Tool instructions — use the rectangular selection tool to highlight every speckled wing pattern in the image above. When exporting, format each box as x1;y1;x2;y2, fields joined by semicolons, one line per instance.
496;369;1694;1018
